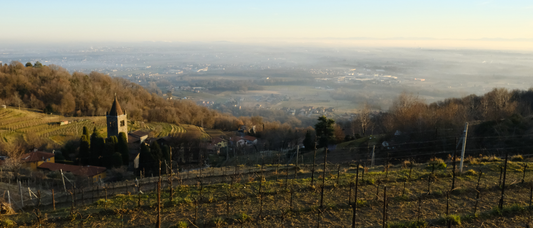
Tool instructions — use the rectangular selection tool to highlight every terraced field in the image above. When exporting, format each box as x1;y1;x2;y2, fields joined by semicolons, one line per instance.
0;108;106;146
0;107;213;148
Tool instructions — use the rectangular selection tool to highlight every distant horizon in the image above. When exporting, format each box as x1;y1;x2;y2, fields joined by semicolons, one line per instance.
1;0;532;50
1;38;533;52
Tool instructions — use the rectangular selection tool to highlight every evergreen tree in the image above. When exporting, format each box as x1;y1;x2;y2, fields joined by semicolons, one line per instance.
110;152;123;168
161;145;171;174
43;104;54;114
315;115;335;148
150;141;163;162
34;61;43;68
104;136;118;168
90;129;106;166
139;143;154;176
303;130;315;151
79;135;91;165
82;126;89;137
161;145;170;162
117;132;129;166
25;62;33;67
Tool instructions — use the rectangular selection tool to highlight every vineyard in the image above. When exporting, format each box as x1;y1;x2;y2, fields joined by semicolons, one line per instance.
4;152;533;227
0;107;191;147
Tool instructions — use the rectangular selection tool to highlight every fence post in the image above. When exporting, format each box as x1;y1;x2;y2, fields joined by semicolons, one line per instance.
382;186;387;228
317;148;328;228
417;196;422;222
352;163;359;228
522;164;528;184
499;152;508;210
105;187;108;209
311;142;317;187
156;176;161;228
336;165;341;186
52;189;55;211
451;138;457;191
60;169;67;192
7;190;11;208
18;180;24;208
69;191;74;215
529;183;532;210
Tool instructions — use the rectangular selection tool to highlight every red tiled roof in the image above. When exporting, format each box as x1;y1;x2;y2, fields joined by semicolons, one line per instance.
38;162;106;177
243;135;257;141
21;151;54;163
211;137;225;144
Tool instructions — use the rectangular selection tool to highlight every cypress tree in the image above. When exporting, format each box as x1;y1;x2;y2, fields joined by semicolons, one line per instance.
150;141;163;162
315;115;335;148
79;135;91;165
303;130;315;151
139;143;154;175
90;129;106;166
82;126;89;137
104;136;119;168
161;145;171;174
111;152;123;168
117;132;129;166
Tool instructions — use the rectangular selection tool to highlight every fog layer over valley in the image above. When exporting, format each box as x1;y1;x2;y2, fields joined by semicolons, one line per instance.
1;43;532;123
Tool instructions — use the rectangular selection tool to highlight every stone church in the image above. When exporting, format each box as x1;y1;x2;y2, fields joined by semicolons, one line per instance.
106;95;128;140
106;95;149;170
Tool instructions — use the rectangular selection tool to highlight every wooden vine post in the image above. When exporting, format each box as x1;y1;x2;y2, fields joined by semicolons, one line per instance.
311;141;317;187
382;186;387;228
156;176;161;228
352;163;359;228
499;152;508;210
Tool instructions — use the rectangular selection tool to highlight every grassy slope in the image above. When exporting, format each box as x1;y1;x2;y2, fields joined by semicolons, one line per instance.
0;107;207;149
6;156;533;227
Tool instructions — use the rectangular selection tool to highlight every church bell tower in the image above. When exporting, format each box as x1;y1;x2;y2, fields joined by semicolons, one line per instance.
107;94;127;140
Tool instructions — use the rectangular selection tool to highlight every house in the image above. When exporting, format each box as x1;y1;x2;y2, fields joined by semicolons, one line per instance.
21;150;55;170
232;135;258;146
127;130;149;170
211;137;227;148
38;163;106;181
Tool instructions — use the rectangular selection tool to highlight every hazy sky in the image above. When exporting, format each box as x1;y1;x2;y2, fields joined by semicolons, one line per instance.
2;0;533;48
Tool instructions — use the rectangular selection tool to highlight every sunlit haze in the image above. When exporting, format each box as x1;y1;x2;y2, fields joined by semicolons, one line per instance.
2;0;533;49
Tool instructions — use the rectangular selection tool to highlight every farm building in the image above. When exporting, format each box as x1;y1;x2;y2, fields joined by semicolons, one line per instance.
21;150;55;170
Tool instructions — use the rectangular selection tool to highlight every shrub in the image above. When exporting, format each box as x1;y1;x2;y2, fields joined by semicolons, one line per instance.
0;218;15;227
356;200;368;207
428;158;446;169
437;214;461;225
361;178;375;185
465;156;479;165
402;160;414;168
511;155;523;161
207;217;226;227
95;198;112;206
465;169;477;176
234;212;250;223
480;155;500;162
388;220;427;228
170;221;189;228
447;214;461;225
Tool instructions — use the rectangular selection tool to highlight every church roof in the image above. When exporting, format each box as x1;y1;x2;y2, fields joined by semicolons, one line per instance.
109;96;124;116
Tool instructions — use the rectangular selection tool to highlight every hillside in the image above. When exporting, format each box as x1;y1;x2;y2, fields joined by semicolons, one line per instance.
0;107;197;150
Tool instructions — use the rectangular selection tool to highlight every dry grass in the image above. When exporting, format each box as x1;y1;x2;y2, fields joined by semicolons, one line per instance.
6;158;533;227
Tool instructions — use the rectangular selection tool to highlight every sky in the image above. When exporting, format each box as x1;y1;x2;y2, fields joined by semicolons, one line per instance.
1;0;533;49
